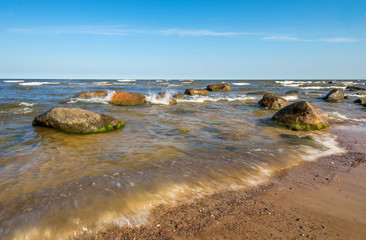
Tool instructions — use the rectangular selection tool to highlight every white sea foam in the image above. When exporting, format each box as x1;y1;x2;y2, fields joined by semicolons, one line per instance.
19;102;37;107
117;79;136;82
301;133;345;161
19;82;60;86
177;95;258;103
70;91;115;104
282;95;298;101
299;86;346;90
92;81;113;85
146;92;176;105
3;80;25;83
328;112;366;122
275;80;305;87
232;82;250;86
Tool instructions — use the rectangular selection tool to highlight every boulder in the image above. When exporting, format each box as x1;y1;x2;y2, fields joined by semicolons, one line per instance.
346;86;366;91
73;91;108;99
354;98;366;105
328;81;334;84
184;89;209;96
206;83;231;91
109;91;146;106
258;93;289;110
272;101;329;131
173;94;188;99
323;89;344;102
285;90;302;95
32;107;124;133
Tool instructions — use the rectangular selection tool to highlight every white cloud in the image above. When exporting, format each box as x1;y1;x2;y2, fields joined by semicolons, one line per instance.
262;35;363;43
157;29;253;37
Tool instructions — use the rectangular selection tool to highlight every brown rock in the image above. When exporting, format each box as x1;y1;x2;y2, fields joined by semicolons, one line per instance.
258;93;289;110
109;91;146;106
206;83;231;91
272;101;329;131
354;98;366;105
184;89;209;96
346;86;366;91
73;91;108;99
32;107;124;133
173;94;188;99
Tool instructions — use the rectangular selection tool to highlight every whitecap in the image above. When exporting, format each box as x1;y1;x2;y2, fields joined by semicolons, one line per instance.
92;81;113;86
177;95;258;103
146;91;176;105
299;86;346;90
232;83;250;86
328;112;366;122
70;91;115;104
19;102;37;107
19;82;60;86
117;79;136;82
3;80;25;83
282;95;298;101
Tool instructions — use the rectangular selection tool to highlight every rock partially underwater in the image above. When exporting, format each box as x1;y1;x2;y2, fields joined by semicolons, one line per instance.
323;89;344;102
272;101;329;131
206;83;231;91
73;91;108;99
184;89;210;96
32;107;125;133
258;93;289;110
109;91;146;106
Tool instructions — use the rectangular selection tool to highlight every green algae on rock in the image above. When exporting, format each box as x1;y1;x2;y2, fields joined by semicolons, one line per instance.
32;107;125;133
272;101;329;131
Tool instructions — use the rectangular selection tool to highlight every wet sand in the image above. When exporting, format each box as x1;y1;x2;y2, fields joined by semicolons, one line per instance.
78;125;366;240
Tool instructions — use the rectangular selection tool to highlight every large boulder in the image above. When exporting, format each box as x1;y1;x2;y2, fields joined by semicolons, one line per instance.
32;107;124;133
173;94;188;99
206;83;231;91
323;89;344;102
73;91;108;98
184;89;209;96
109;91;146;106
258;93;289;110
272;101;329;131
346;86;366;91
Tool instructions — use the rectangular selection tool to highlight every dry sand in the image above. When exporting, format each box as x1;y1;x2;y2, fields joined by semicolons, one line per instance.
78;125;366;240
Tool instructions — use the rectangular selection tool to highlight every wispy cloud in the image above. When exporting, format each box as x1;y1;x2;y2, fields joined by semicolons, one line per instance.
262;35;363;43
8;25;253;37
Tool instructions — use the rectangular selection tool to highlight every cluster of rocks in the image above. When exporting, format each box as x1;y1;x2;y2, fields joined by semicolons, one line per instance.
33;83;366;134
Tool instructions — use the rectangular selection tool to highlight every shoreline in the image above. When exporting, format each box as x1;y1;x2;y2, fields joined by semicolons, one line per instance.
79;124;366;239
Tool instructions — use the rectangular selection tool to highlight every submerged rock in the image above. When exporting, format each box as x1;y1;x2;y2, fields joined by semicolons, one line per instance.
184;89;209;96
206;83;231;91
73;91;108;99
247;91;268;95
323;89;344;102
346;86;366;91
173;94;188;99
285;90;302;95
272;101;329;131
154;92;177;105
258;93;289;110
109;91;146;106
354;98;366;105
32;107;124;133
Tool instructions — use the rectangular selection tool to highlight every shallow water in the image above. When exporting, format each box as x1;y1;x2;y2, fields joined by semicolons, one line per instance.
0;79;365;239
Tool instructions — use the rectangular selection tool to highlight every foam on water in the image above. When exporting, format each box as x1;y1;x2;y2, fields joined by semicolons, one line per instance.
275;80;306;87
19;102;37;107
146;91;177;105
232;82;250;86
19;82;60;86
177;95;258;103
328;111;366;122
92;81;113;85
117;79;136;82
69;91;116;104
3;80;25;83
301;133;345;161
282;95;298;101
299;86;346;90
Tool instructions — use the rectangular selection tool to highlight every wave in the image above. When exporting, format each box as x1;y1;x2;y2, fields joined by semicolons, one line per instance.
282;95;298;101
232;83;250;86
117;79;136;82
19;82;60;86
177;95;258;103
146;92;176;105
3;80;25;83
275;80;306;87
299;86;346;90
69;91;115;104
19;102;37;107
328;111;366;122
92;81;113;86
300;133;345;161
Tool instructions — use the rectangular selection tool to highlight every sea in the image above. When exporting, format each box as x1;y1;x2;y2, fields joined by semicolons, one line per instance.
1;79;365;239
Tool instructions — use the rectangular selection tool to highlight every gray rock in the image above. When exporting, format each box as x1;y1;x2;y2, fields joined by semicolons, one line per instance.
258;93;289;110
33;107;124;133
323;89;344;102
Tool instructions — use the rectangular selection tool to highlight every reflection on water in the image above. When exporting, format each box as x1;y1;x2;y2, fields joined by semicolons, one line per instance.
0;79;364;239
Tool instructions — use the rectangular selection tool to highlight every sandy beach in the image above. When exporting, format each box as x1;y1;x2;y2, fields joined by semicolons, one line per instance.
79;125;366;240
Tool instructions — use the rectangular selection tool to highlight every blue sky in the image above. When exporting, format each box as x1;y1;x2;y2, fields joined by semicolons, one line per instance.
0;0;365;79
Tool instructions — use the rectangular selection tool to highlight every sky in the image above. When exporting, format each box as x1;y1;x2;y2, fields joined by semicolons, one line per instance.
0;0;365;79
